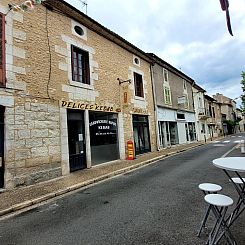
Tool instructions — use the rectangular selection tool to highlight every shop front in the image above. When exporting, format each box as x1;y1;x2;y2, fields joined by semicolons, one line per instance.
62;101;121;171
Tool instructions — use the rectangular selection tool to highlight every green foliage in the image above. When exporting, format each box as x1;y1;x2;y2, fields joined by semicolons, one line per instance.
240;71;245;112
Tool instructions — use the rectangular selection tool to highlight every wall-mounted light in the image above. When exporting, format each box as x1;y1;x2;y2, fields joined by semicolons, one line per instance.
117;78;131;85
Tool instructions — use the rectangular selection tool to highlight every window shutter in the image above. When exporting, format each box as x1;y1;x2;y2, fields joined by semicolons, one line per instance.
0;13;5;86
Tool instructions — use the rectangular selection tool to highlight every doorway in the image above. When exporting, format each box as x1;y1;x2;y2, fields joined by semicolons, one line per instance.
0;107;4;188
133;115;150;155
67;110;86;172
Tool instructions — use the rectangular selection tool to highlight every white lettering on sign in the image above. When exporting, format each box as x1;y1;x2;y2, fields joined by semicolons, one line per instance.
89;120;117;127
98;126;110;130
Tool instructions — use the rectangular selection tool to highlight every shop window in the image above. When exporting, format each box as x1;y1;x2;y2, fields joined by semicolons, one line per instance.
0;13;5;87
164;86;172;105
71;45;90;84
89;112;119;165
134;72;144;98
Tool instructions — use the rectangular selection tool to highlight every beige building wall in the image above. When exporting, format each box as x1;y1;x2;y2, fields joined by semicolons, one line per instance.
0;1;156;188
153;63;194;111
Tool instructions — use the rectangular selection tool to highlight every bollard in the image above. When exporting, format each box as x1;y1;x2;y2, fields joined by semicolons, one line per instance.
241;140;245;154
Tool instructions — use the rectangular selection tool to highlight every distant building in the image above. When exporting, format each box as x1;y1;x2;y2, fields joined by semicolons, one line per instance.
149;53;196;149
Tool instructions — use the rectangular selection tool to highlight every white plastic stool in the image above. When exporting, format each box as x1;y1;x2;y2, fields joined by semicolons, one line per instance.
204;194;235;245
197;183;222;237
230;177;245;185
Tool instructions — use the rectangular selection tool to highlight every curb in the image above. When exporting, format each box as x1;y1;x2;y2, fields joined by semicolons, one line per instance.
0;143;204;217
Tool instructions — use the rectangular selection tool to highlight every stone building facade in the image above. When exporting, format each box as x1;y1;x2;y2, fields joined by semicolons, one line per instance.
0;0;157;189
149;53;196;149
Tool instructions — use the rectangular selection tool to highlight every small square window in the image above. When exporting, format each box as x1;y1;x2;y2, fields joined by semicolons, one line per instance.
134;72;144;97
71;45;90;84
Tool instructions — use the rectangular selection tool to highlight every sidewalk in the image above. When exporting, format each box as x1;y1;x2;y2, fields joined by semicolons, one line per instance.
0;140;215;217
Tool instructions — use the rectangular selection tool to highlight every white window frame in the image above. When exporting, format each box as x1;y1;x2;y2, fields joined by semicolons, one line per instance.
163;86;172;105
163;68;169;83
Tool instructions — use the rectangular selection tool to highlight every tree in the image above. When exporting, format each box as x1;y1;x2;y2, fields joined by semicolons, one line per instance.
241;71;245;112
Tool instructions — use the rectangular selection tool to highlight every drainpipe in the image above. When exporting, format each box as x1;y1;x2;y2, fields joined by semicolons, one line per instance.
150;63;160;151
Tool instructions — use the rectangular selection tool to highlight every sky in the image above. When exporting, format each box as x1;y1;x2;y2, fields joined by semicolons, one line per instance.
65;0;245;106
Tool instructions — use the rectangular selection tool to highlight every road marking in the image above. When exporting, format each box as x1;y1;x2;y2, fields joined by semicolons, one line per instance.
212;141;220;143
221;144;239;158
234;140;242;143
213;144;226;147
223;140;230;143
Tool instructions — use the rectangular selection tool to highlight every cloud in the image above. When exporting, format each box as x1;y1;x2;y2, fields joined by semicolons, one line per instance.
65;0;245;103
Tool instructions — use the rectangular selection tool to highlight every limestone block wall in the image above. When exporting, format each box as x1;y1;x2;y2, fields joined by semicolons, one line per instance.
5;97;61;188
0;1;157;188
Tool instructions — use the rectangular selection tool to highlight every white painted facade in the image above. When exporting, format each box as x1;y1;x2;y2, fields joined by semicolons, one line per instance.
192;87;209;142
157;107;196;147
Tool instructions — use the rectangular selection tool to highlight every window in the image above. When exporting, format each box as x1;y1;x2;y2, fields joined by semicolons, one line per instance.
134;72;144;97
183;79;187;90
0;13;5;86
198;97;202;108
212;107;215;118
133;55;140;66
163;69;168;83
164;86;172;105
177;113;185;120
74;26;84;36
184;94;189;109
71;45;90;84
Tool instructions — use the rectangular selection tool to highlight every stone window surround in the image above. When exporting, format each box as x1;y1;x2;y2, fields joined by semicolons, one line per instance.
128;66;146;101
163;68;169;84
183;79;187;91
61;34;97;91
71;20;87;41
133;55;140;67
163;85;172;105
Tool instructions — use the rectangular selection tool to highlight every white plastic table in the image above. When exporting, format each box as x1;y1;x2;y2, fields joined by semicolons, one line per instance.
212;157;245;244
213;157;245;172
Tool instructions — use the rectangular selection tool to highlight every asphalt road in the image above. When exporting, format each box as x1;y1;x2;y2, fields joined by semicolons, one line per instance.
0;134;245;245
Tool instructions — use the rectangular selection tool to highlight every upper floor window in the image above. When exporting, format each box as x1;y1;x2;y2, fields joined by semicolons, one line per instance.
71;45;90;84
0;13;5;87
133;55;140;67
184;94;189;109
164;86;172;105
183;79;187;90
163;69;168;83
212;107;215;118
198;97;202;108
134;72;144;98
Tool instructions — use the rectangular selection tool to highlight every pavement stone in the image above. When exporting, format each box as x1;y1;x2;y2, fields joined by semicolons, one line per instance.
0;139;227;217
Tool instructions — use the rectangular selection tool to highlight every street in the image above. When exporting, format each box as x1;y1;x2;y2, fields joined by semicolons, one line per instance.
0;135;244;245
